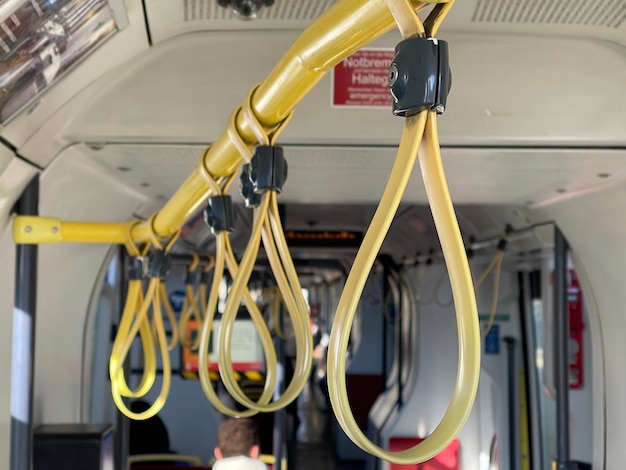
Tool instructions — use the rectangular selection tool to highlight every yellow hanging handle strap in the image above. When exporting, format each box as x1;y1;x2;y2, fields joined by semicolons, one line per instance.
219;191;313;412
269;287;292;340
475;229;509;339
110;276;172;420
195;171;278;418
327;0;481;464
144;214;180;352
216;94;312;413
198;256;215;318
109;219;179;420
179;254;203;350
109;279;156;398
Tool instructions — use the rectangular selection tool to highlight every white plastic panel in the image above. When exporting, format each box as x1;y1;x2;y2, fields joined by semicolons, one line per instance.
145;0;626;46
81;143;626;207
16;30;626;169
443;0;626;43
530;187;626;468
31;146;149;425
0;146;38;230
145;0;336;43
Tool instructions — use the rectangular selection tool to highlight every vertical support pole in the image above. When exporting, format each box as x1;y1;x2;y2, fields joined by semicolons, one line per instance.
554;226;570;470
519;271;543;470
115;247;129;470
382;272;388;385
10;176;39;470
504;337;519;470
274;304;286;470
396;275;403;408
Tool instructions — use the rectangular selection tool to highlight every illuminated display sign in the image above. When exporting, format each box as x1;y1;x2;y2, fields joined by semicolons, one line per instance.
0;0;121;123
284;230;363;248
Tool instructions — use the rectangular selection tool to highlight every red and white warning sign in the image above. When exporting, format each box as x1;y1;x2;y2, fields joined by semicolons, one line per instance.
332;48;395;107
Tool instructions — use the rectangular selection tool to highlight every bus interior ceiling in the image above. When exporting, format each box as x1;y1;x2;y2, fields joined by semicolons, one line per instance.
0;0;624;468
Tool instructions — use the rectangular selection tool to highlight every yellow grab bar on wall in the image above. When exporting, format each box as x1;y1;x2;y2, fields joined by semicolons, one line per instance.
13;216;128;244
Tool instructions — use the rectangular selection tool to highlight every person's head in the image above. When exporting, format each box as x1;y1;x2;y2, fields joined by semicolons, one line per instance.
214;418;260;460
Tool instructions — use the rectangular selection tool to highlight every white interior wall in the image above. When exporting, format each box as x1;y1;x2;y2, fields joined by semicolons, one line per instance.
380;261;522;470
346;271;385;375
532;185;624;468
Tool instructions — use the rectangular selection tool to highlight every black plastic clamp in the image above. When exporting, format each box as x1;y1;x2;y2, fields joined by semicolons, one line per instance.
498;224;514;251
248;145;288;194
239;164;263;208
128;256;147;280
184;270;198;285
148;250;171;279
204;195;236;234
389;37;451;117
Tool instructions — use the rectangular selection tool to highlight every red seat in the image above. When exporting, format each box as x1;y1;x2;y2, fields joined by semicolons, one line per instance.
388;437;460;469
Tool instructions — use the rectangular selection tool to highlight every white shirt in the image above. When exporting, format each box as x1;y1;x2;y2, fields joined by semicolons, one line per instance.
212;455;268;470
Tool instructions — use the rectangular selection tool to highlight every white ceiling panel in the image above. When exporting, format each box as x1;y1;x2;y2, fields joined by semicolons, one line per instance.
80;143;626;208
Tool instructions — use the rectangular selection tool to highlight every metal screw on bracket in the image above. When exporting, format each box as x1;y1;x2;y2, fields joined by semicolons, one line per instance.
51;227;59;234
435;104;445;115
25;226;32;233
388;64;398;87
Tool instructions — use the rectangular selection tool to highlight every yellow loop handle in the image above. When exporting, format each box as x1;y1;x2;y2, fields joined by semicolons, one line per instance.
124;220;143;257
203;255;215;273
270;289;291;340
109;280;156;397
423;1;455;36
197;233;277;417
158;281;179;351
111;278;172;420
328;109;479;463
178;252;202;345
242;85;271;146
326;1;477;463
147;214;164;250
198;150;222;194
385;0;425;37
179;276;203;350
227;108;254;163
198;256;214;317
110;278;171;420
242;83;295;146
227;84;296;165
188;253;200;273
478;250;504;339
219;192;313;412
195;161;276;416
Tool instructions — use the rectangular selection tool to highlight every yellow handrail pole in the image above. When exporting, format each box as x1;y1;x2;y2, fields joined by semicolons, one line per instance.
130;0;429;243
13;216;128;245
12;0;440;247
